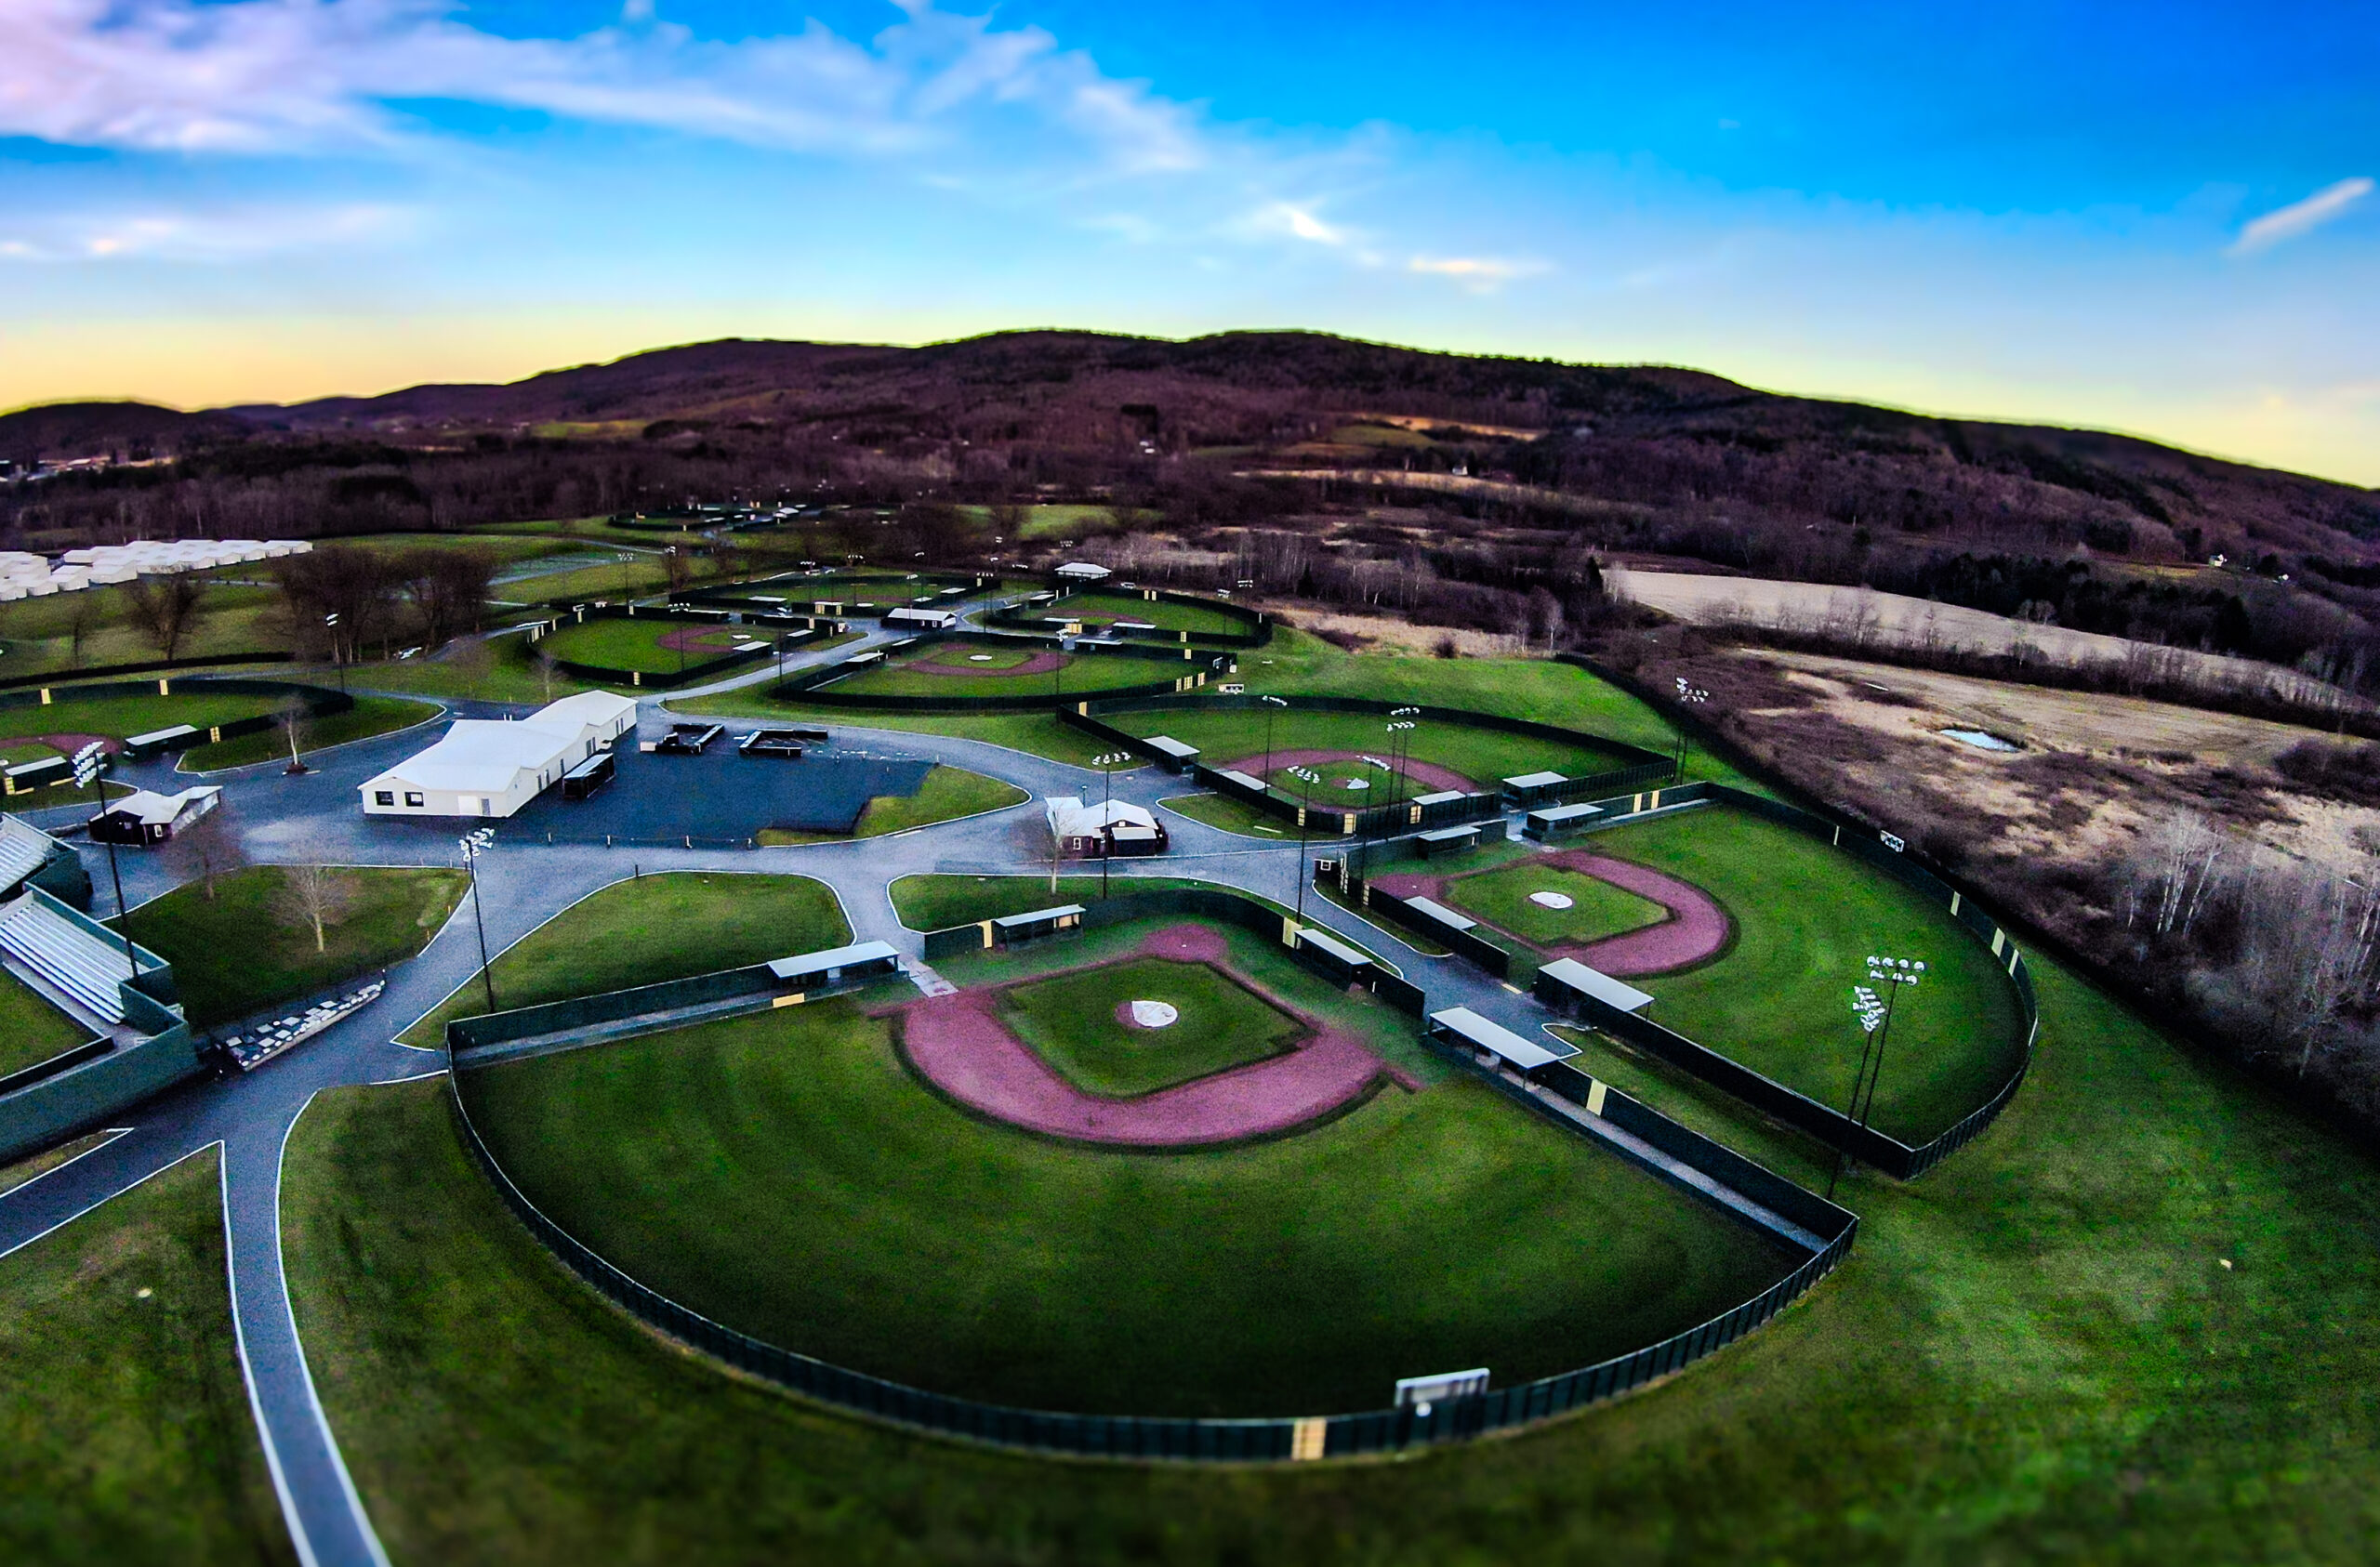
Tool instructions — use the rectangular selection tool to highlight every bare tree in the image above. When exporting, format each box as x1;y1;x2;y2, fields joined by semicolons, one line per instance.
536;645;560;701
163;808;245;902
395;545;496;650
64;591;101;667
269;863;354;954
664;546;694;595
122;573;207;659
276;696;313;774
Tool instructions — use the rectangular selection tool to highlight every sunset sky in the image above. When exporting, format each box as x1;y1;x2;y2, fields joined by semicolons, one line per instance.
4;1;2375;481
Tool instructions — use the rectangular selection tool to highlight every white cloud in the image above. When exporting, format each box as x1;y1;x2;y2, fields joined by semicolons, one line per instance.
2228;177;2373;256
0;202;414;262
0;0;1200;172
1408;255;1547;292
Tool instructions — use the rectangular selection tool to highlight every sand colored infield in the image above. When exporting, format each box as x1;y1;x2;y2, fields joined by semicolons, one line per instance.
892;924;1395;1146
1378;852;1731;975
1217;749;1477;795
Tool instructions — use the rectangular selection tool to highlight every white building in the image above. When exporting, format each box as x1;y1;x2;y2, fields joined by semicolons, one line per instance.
1045;796;1168;858
358;691;638;819
87;786;223;847
1054;561;1112;583
884;606;958;630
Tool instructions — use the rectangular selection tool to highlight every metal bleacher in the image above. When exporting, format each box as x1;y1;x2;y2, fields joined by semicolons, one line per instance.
0;890;133;1025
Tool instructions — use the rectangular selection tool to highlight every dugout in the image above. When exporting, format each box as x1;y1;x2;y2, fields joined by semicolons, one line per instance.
1415;823;1484;857
1522;802;1605;842
992;904;1087;946
1426;1007;1580;1078
1533;957;1656;1017
767;941;901;994
1501;770;1571;808
1291;924;1371;985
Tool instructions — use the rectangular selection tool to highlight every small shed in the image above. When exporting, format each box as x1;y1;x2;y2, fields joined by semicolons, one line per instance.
1500;770;1571;808
1533;957;1657;1016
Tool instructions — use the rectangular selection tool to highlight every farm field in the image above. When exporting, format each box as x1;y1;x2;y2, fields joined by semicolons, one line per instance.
122;865;468;1029
282;950;2380;1566
396;872;851;1047
458;917;1790;1416
821;639;1193;699
1587;807;2027;1143
0;1149;293;1566
0;969;92;1077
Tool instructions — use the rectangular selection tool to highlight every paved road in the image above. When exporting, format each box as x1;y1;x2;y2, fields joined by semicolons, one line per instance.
0;611;1594;1566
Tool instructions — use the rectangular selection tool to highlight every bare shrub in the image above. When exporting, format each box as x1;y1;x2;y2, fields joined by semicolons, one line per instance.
270;863;355;954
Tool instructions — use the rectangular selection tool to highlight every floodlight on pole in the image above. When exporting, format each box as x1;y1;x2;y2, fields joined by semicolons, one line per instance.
73;742;141;979
460;828;498;1014
1260;694;1289;785
1851;954;1925;1131
1091;751;1131;899
1288;764;1322;925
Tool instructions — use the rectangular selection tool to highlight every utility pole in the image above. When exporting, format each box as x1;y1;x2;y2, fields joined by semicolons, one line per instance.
461;829;497;1013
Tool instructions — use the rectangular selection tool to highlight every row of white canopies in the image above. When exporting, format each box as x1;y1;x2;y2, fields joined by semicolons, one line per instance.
0;538;313;600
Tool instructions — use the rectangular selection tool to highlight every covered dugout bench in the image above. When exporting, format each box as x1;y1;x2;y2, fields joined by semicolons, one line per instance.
1426;1007;1580;1083
1522;801;1605;842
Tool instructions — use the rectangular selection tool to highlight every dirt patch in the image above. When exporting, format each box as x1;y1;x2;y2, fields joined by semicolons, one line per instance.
891;925;1395;1147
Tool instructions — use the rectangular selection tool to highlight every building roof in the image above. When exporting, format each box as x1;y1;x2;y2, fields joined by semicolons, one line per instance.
99;786;220;826
1045;796;1159;837
1503;770;1568;789
532;690;639;730
360;719;580;795
1055;561;1113;579
1403;896;1476;931
1537;957;1657;1014
1527;801;1605;824
1429;1006;1579;1071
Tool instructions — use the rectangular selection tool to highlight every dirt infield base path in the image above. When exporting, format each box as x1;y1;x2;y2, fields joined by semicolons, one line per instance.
908;649;1066;678
1216;749;1477;795
892;925;1396;1148
1375;852;1731;976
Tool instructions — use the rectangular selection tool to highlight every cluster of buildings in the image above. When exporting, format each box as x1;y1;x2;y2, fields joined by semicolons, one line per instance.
0;539;312;600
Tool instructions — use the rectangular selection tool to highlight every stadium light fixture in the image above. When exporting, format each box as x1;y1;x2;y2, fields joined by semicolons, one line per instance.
459;828;499;1013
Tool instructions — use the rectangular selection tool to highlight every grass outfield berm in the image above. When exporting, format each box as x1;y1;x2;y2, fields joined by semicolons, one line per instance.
458;914;1794;1417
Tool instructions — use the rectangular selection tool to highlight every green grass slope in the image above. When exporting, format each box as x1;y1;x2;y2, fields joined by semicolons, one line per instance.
0;1149;294;1565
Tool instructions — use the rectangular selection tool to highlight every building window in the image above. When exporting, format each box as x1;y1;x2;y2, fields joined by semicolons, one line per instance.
404;792;424;808
375;791;394;806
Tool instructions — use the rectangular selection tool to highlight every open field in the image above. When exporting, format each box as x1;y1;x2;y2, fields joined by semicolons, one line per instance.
0;1149;294;1565
1045;590;1248;636
536;617;757;674
0;969;92;1077
180;694;440;770
1441;859;1669;948
460;918;1787;1416
397;871;850;1046
1116;704;1629;790
1002;954;1304;1096
0;581;289;679
0;687;300;750
285;955;2380;1564
124;865;468;1029
1586;807;2027;1143
824;639;1181;699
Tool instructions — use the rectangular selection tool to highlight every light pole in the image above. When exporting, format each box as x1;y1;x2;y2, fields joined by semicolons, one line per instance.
72;742;139;978
1288;764;1321;925
1260;693;1289;787
1091;752;1130;899
460;828;497;1013
1852;955;1924;1130
324;612;345;692
1672;677;1709;773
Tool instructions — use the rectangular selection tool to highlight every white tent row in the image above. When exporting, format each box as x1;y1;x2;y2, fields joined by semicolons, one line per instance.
0;539;312;600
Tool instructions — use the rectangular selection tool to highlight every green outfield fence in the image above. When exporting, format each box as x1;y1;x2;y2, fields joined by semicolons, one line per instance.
446;884;1859;1461
0;651;299;691
768;631;1233;712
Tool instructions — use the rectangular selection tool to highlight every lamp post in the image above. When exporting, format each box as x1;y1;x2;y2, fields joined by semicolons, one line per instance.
72;743;139;978
1091;752;1130;899
1288;765;1321;925
1672;677;1710;773
1853;955;1924;1130
460;828;497;1013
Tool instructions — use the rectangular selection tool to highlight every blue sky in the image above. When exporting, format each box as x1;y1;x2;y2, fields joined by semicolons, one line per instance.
3;0;2375;482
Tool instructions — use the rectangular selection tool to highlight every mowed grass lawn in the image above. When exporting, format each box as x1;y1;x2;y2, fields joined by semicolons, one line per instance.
0;690;291;749
852;764;1025;836
1002;955;1303;1096
1117;706;1628;791
284;941;2380;1566
457;932;1789;1416
537;618;755;674
1049;590;1249;637
827;642;1188;698
124;865;469;1029
0;969;93;1077
1444;858;1669;949
0;1149;294;1565
179;694;439;770
398;872;850;1046
1590;807;2026;1143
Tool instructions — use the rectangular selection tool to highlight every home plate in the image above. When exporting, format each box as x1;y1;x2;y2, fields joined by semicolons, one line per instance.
1129;1000;1179;1028
1529;891;1575;910
1341;778;1369;790
969;654;996;662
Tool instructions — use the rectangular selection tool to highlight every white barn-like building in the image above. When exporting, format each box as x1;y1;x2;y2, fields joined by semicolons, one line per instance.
358;691;638;819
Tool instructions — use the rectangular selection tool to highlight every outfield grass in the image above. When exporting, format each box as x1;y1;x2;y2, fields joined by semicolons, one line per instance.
459;917;1788;1416
1442;858;1669;949
397;872;851;1046
1002;955;1303;1096
825;641;1180;700
0;689;294;749
537;617;751;674
0;1149;294;1565
179;694;440;770
0;968;92;1077
853;764;1026;836
1587;807;2027;1143
124;865;468;1029
1117;704;1626;788
1049;590;1248;637
284;942;2380;1565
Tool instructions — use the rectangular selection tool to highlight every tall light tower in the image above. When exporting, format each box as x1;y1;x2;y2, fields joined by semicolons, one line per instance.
1287;764;1322;926
1091;751;1131;900
460;828;498;1013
